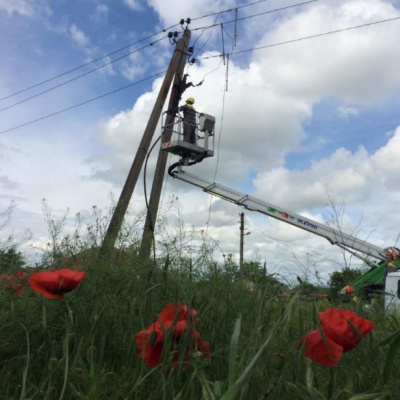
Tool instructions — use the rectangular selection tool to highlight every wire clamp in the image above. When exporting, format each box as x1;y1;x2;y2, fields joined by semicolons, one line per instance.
167;31;179;44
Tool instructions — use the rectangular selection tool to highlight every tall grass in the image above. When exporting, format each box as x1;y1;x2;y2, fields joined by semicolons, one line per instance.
1;250;400;399
1;201;400;399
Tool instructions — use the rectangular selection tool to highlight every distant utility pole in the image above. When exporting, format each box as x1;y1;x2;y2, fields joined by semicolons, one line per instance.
239;212;244;278
239;212;250;279
99;31;190;260
139;29;191;259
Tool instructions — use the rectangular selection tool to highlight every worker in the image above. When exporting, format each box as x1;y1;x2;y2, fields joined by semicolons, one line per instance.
385;250;398;277
345;285;358;302
180;97;197;145
345;285;355;295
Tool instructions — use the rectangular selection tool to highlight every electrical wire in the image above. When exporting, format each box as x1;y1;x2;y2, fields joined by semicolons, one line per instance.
3;4;398;135
205;57;228;231
143;135;162;262
247;225;345;270
247;222;353;272
0;70;166;135
190;0;282;22
198;15;400;60
0;0;291;102
0;37;166;113
0;28;181;102
192;0;318;32
0;0;318;115
205;215;238;231
192;13;224;61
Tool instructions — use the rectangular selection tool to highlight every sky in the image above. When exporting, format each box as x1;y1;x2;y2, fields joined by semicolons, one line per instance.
1;0;400;285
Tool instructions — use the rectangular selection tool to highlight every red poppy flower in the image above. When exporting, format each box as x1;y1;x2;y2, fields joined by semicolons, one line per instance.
158;302;200;327
29;268;86;299
136;325;165;368
0;271;28;295
298;329;343;368
136;303;210;369
318;308;375;352
297;307;375;368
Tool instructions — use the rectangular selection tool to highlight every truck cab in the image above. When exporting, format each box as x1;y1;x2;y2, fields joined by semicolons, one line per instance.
384;271;400;311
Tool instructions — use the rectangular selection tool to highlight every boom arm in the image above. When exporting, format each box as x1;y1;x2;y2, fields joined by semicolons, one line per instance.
171;168;387;262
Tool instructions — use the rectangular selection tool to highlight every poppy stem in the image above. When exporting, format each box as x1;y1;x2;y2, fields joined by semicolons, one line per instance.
327;367;335;399
60;300;73;400
64;298;73;326
59;324;69;400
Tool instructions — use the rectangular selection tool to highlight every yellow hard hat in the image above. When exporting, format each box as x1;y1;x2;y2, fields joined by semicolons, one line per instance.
186;97;195;104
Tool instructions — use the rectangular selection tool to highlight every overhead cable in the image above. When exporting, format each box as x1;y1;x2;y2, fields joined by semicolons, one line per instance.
0;71;166;135
190;0;286;22
1;0;316;103
0;29;179;102
192;0;318;32
0;37;166;113
198;15;400;59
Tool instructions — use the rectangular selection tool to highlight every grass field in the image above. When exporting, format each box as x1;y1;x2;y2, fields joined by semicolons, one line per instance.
1;245;400;399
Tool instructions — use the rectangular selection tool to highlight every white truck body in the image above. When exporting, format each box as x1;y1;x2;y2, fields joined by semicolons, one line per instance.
384;272;400;312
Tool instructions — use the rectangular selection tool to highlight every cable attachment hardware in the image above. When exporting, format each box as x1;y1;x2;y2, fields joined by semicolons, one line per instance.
167;31;179;44
186;46;195;64
180;18;191;30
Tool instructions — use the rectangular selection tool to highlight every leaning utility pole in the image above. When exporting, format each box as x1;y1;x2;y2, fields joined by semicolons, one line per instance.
139;29;191;259
239;212;244;279
99;32;190;260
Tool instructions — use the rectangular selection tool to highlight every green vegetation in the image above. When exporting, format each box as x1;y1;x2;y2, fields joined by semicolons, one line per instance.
328;267;364;297
0;246;26;273
2;250;400;399
1;203;400;399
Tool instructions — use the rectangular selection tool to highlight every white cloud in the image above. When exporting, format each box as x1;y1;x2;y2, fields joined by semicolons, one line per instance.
3;0;400;283
372;127;400;188
338;106;359;118
92;4;109;23
0;0;50;17
147;0;237;27
69;24;91;49
124;0;143;12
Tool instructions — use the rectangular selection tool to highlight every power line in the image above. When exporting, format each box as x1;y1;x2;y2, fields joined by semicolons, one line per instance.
0;30;180;103
0;0;316;103
3;6;398;135
190;0;285;22
0;71;166;135
192;0;318;32
247;222;343;255
198;15;400;59
0;37;166;113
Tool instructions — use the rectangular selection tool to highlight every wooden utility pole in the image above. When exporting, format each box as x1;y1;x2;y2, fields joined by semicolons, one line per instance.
139;29;191;259
239;212;244;278
99;32;190;259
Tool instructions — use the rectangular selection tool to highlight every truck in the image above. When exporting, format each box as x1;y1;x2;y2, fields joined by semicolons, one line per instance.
160;110;400;310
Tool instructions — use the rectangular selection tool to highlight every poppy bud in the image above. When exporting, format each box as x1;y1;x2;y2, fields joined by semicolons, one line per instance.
270;353;285;371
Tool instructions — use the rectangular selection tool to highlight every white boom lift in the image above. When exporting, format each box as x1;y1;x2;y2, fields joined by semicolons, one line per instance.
161;110;400;310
